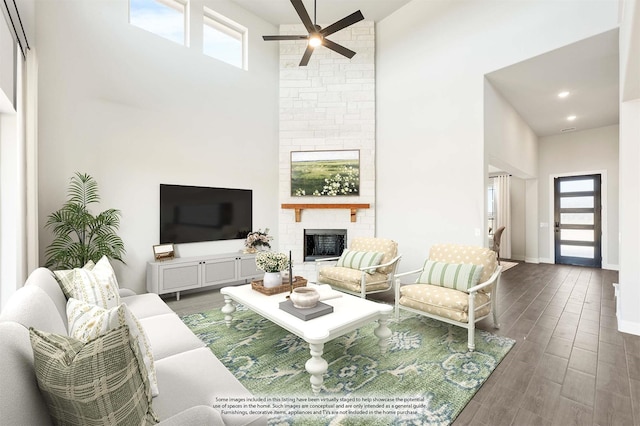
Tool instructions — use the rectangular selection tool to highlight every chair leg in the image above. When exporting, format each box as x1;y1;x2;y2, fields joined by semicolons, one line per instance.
468;326;475;352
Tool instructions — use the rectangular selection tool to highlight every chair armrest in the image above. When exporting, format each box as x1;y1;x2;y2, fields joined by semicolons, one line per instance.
314;257;340;263
359;255;402;272
467;265;502;293
394;268;423;280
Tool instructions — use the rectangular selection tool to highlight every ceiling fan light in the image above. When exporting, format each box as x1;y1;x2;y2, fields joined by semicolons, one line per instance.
309;35;322;48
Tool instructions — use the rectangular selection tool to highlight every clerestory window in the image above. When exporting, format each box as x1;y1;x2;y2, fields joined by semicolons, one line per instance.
129;0;188;46
203;7;247;70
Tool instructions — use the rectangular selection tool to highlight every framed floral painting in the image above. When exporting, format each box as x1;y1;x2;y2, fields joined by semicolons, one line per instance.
290;150;360;197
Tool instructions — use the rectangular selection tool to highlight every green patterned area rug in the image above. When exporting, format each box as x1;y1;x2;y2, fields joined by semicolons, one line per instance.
181;305;515;425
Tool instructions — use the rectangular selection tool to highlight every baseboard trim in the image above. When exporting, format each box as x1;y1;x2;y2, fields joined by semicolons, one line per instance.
537;258;553;264
602;263;619;271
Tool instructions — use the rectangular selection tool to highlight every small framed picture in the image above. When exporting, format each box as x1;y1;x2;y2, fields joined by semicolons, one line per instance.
153;243;175;261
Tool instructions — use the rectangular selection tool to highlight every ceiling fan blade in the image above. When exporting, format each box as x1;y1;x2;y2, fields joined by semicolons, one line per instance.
322;38;356;59
263;35;308;41
299;45;314;66
291;0;316;34
320;10;364;37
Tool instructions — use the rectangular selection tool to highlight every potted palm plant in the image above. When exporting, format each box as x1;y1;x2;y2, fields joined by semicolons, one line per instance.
44;172;126;269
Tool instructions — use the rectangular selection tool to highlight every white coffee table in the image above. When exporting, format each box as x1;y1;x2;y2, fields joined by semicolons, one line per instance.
220;284;393;394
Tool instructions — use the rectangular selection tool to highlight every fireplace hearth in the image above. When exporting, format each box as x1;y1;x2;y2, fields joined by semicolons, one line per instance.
304;229;347;261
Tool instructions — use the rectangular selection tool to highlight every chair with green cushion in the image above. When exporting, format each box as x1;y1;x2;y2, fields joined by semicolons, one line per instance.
316;237;401;298
395;243;502;351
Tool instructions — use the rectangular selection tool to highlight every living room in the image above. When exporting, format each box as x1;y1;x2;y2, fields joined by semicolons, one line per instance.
0;0;639;424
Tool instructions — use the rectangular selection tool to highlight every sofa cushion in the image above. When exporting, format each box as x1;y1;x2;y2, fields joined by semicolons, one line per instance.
153;347;262;426
0;322;51;426
67;298;159;397
336;249;384;274
416;260;484;292
350;237;398;274
399;284;491;323
318;266;390;293
121;293;175;320
29;326;158;425
0;285;67;335
139;313;205;360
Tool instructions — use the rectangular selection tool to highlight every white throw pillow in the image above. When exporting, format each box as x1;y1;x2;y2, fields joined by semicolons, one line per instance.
66;298;159;397
55;256;120;309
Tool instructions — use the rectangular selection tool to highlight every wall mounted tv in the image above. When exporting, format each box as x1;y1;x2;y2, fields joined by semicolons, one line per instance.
160;184;252;244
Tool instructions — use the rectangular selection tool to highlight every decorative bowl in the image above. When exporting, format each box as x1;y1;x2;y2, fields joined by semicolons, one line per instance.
290;287;320;309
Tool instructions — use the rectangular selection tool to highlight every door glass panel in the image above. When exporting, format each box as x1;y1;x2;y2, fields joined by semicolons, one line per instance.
559;179;594;193
560;245;594;258
561;213;594;225
560;229;594;242
560;196;594;208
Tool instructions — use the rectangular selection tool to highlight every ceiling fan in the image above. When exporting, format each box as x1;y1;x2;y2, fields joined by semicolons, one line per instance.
262;0;364;66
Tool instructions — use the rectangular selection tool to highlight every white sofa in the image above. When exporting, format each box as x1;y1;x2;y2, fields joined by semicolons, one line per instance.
0;267;266;426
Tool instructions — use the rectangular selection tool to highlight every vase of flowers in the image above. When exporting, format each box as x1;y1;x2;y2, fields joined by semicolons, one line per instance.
244;228;273;253
255;251;290;288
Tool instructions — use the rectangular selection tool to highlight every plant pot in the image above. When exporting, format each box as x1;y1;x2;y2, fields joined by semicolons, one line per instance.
263;272;282;288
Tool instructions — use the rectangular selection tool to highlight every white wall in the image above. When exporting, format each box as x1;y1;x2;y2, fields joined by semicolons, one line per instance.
485;80;538;179
35;0;279;293
510;176;526;261
617;0;640;335
377;0;618;272
537;125;619;269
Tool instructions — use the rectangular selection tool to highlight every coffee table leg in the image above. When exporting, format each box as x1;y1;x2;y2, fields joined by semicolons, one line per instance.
221;295;236;327
305;342;328;394
374;317;392;353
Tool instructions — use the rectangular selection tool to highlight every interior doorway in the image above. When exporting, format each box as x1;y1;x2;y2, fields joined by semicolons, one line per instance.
554;174;602;267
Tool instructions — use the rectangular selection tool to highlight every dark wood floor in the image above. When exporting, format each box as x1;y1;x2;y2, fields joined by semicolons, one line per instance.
453;262;639;426
166;262;640;426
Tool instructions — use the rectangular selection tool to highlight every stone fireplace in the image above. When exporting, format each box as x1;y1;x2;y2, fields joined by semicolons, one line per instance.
303;229;347;261
277;21;376;281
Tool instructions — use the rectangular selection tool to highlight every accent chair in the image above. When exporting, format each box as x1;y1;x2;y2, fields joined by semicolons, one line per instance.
395;243;502;351
316;237;401;298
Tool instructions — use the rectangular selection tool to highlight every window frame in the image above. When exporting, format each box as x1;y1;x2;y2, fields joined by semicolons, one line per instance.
202;6;248;70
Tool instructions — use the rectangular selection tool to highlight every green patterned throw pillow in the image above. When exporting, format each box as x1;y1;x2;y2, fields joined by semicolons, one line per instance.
416;260;484;292
29;326;158;426
336;250;384;274
67;298;159;397
54;256;120;309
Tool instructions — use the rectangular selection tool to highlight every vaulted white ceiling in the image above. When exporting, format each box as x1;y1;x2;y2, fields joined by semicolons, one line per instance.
233;1;619;139
229;0;411;25
486;29;619;138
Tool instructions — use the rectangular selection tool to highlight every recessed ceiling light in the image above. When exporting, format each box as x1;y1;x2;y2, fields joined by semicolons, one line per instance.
558;91;570;98
567;115;577;121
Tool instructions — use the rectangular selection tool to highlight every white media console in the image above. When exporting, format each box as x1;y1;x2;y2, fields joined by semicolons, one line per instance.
146;252;263;300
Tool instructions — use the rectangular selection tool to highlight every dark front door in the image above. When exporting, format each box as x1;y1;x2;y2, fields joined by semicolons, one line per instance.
554;174;602;267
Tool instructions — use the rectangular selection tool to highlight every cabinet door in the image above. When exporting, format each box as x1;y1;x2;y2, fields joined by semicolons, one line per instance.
159;262;201;292
238;256;262;280
202;258;237;286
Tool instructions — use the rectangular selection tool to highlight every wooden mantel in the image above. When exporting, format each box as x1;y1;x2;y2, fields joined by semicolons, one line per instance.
281;203;370;222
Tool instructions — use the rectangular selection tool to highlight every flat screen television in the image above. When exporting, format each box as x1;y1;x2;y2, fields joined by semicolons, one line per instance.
160;184;252;244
